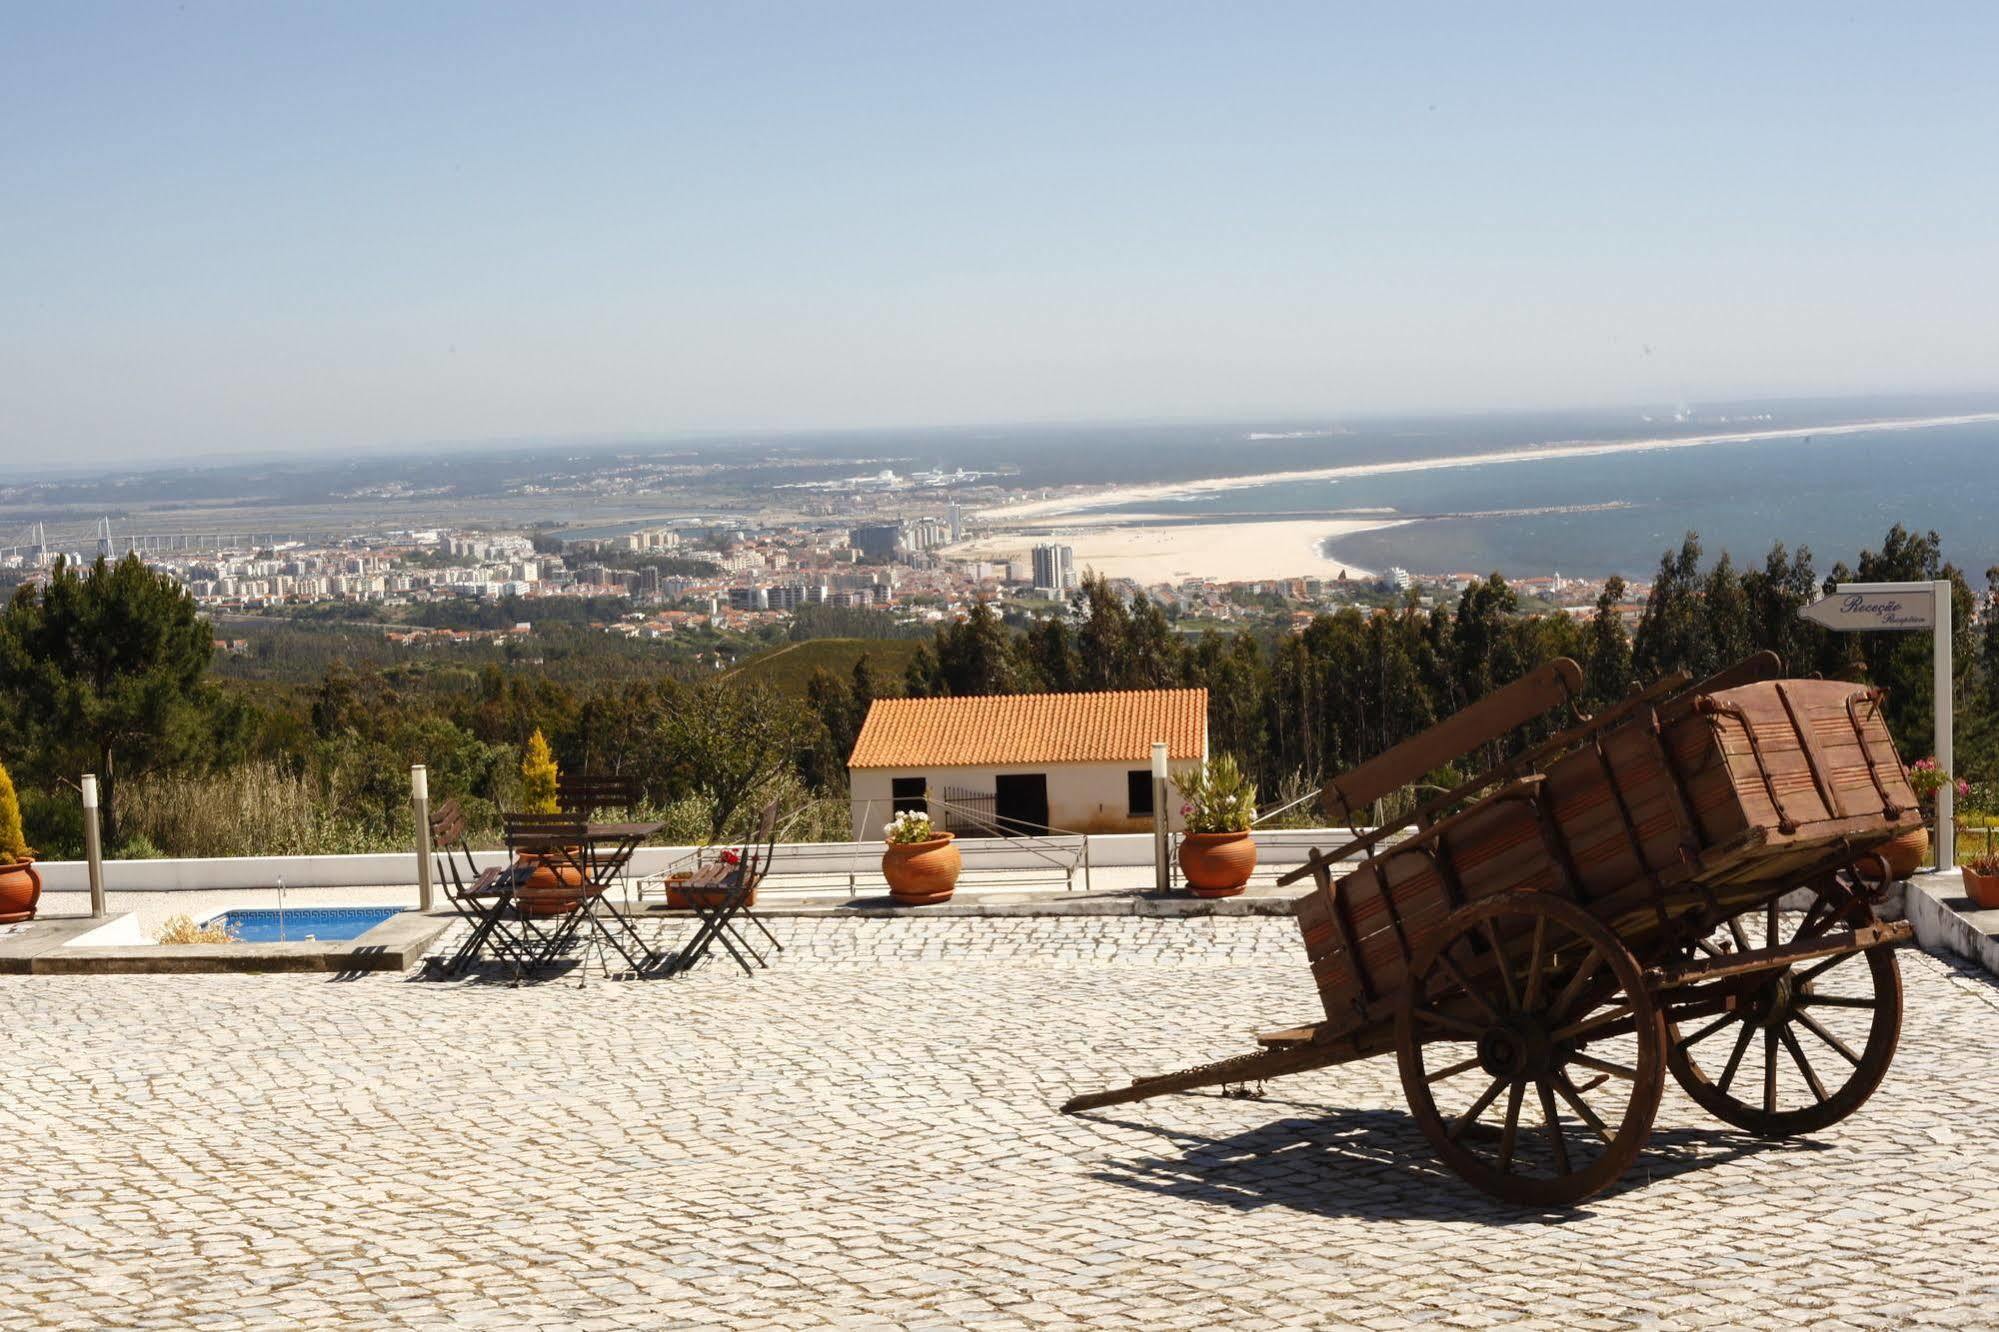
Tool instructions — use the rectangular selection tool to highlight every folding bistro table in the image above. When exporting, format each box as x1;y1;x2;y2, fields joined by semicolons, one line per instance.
502;813;666;978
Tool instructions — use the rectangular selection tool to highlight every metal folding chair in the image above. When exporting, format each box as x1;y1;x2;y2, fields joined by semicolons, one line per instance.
503;813;656;980
424;799;536;981
556;773;641;817
656;802;784;978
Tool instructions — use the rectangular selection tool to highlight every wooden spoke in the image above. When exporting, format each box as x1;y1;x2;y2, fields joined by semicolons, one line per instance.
1795;1011;1862;1066
1550;1068;1613;1142
1413;1008;1484;1038
1766;901;1779;950
1694;936;1725;959
1794;949;1859;986
1537;1079;1571;1174
1780;1026;1829;1102
1552;1002;1633;1044
1521;913;1551;1011
1482;918;1519;1012
1496;1080;1526;1173
1727;915;1753;953
1569;1051;1638;1081
1715;1021;1757;1096
1800;993;1877;1010
1549;948;1606;1023
1434;949;1500;1023
1425;1054;1484;1085
1449;1075;1509;1141
1676;1012;1739;1050
1762;1027;1778;1115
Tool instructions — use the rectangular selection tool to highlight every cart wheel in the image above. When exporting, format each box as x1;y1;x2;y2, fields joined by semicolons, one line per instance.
1396;892;1665;1206
1667;876;1902;1137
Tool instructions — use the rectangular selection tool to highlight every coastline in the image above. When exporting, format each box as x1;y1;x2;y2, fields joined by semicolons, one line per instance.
975;410;1999;522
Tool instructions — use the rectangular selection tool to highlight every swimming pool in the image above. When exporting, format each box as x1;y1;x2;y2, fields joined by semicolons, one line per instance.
205;906;405;943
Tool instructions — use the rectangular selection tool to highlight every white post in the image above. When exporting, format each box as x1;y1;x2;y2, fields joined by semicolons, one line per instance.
411;764;435;913
80;774;105;919
1151;741;1170;894
1934;579;1954;873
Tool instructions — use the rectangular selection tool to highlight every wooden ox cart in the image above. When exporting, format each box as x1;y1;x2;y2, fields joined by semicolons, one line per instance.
1063;653;1921;1204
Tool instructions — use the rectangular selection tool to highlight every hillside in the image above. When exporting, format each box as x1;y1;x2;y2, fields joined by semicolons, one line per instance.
722;637;923;696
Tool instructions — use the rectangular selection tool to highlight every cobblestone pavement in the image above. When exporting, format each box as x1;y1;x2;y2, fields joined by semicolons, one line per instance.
5;917;1999;1330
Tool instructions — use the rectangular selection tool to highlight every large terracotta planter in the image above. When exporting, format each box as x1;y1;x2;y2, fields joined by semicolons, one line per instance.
1876;827;1930;881
0;859;39;924
515;851;586;892
883;834;961;906
1963;865;1999;910
1179;831;1257;898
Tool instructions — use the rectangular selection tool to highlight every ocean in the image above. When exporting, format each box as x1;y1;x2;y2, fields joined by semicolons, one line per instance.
1073;415;1999;580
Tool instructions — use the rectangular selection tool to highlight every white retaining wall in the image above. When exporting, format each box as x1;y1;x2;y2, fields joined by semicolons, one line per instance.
28;827;1363;893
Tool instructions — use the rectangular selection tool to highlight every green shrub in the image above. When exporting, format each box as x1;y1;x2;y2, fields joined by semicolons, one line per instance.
0;758;29;861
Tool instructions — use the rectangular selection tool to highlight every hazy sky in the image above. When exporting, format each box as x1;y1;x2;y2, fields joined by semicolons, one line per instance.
5;3;1996;462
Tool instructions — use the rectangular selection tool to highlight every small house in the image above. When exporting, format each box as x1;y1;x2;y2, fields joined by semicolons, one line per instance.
847;688;1208;839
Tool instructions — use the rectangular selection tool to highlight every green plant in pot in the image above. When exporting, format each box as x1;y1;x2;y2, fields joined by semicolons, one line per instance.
0;757;40;924
1176;753;1258;897
1962;852;1999;911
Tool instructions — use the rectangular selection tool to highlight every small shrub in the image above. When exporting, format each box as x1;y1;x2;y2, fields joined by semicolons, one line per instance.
0;757;29;862
519;730;558;814
1965;851;1999;877
155;914;237;945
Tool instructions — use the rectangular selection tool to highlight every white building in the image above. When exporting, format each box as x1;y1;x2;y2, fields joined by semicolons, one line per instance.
846;688;1207;839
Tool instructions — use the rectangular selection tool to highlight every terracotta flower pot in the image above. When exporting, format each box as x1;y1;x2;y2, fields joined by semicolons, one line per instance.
1179;831;1257;897
1963;865;1999;910
882;834;961;906
0;859;39;925
1875;827;1930;881
515;851;586;892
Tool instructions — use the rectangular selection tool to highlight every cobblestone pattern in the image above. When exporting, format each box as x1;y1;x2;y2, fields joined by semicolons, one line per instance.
3;918;1997;1329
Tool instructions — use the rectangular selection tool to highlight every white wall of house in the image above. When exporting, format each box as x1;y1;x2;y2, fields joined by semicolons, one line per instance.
850;761;1200;839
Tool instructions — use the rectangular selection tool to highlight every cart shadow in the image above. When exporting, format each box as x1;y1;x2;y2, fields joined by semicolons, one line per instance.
1080;1095;1820;1224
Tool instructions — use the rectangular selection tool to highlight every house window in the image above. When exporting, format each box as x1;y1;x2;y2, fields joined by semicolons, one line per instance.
1128;769;1154;818
891;777;928;816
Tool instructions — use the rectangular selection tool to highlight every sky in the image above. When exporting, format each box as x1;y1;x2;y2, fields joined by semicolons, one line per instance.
4;2;1997;463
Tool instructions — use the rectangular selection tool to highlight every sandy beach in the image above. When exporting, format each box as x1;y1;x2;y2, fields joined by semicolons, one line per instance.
950;515;1401;586
977;411;1999;522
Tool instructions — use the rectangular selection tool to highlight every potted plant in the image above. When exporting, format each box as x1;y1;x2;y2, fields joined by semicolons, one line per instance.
0;757;37;924
1883;758;1969;879
514;729;584;896
1963;852;1999;910
881;807;960;906
1176;753;1258;897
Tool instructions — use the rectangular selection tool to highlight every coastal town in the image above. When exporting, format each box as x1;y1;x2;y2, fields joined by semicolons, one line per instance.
1;497;1648;646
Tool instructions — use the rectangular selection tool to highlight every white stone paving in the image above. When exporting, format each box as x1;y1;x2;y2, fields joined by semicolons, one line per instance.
4;917;1998;1329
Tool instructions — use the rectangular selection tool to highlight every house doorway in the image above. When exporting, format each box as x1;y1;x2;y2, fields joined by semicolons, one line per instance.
993;773;1049;836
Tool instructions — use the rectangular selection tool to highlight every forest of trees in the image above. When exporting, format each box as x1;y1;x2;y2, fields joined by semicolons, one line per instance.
2;523;1995;860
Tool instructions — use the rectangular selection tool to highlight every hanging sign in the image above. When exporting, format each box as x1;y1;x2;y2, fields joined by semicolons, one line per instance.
1799;586;1935;632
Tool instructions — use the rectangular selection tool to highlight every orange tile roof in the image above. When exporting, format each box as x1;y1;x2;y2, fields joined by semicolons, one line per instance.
849;689;1207;769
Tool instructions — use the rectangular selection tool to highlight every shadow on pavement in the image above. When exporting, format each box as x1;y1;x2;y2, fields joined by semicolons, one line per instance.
1080;1096;1814;1224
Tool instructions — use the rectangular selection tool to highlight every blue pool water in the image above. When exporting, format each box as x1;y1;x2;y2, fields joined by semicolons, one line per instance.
207;906;404;943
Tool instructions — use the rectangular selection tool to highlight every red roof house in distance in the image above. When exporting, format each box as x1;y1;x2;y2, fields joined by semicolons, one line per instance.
847;689;1208;839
